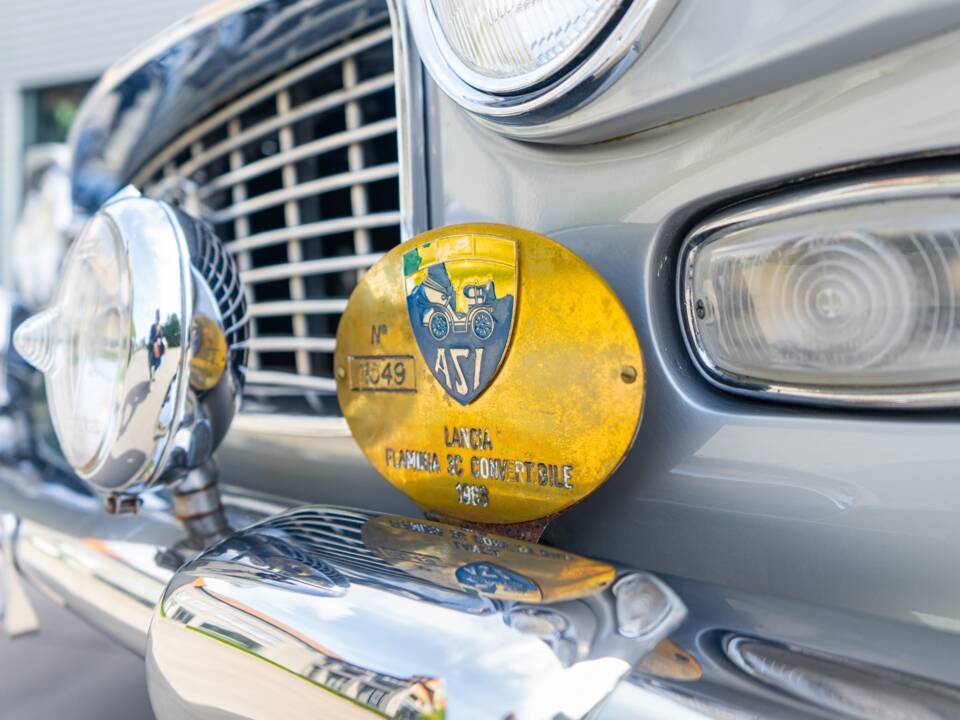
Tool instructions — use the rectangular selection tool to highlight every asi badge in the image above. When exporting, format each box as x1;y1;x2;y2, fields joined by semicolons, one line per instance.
403;235;516;404
336;224;645;531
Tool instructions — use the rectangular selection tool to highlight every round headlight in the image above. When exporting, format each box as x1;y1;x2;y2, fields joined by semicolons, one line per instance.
14;187;248;497
427;0;621;95
21;213;131;471
407;0;677;124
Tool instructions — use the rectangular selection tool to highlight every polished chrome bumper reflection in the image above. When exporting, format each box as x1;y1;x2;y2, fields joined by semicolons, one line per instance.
0;463;706;718
146;507;686;719
8;462;952;719
0;463;280;654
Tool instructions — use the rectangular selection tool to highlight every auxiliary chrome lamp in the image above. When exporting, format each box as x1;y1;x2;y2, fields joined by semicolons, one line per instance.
14;187;247;503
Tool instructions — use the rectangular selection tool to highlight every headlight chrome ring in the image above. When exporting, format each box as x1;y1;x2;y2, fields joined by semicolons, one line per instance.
406;0;678;127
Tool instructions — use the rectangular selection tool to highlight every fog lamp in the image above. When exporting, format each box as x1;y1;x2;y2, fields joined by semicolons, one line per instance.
680;180;960;406
14;187;247;497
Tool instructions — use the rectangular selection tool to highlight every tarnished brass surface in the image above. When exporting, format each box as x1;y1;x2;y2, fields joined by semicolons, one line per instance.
363;515;616;602
336;223;645;525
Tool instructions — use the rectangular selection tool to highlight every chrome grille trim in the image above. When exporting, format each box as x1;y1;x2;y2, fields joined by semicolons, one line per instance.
239;252;385;284
248;299;348;317
141;15;404;418
178;73;396;182
225;210;400;254
133;24;395;184
206;162;399;224
200;118;398;197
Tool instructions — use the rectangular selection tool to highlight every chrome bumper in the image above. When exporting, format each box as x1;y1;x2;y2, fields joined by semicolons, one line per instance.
0;462;708;719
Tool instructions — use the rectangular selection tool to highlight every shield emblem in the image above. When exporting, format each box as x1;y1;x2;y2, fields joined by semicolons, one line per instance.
403;234;517;404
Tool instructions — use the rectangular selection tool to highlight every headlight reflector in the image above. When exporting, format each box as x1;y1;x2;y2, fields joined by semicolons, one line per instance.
427;0;621;94
18;214;131;470
680;183;960;406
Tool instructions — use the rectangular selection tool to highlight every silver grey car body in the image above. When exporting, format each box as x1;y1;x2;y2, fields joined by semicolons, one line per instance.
4;0;960;718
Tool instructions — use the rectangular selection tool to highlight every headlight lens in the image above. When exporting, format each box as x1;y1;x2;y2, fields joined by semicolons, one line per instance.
427;0;621;94
681;189;960;405
16;213;131;470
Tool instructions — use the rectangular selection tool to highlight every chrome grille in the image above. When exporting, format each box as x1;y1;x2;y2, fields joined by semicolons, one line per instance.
138;17;401;417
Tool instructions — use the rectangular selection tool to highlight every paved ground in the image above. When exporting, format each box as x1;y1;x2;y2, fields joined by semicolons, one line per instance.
0;584;154;719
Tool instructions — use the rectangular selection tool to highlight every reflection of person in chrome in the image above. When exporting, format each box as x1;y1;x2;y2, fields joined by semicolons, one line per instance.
148;309;166;382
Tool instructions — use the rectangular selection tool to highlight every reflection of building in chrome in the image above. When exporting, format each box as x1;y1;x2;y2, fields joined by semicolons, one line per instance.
307;655;444;719
163;580;445;719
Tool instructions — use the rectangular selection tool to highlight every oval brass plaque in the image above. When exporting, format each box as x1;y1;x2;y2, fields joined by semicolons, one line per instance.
335;223;644;525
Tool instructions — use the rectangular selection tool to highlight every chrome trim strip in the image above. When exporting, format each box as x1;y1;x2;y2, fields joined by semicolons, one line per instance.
388;0;429;240
205;162;399;224
677;170;960;409
244;369;338;393
225;210;401;254
237;336;336;353
231;412;349;436
248;298;348;317
199;118;399;196
405;0;678;127
240;251;383;284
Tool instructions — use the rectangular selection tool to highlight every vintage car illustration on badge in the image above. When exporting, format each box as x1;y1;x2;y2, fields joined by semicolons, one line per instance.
403;234;517;404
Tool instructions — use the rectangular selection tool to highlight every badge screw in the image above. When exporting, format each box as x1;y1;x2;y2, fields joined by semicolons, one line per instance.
620;365;638;384
336;367;346;379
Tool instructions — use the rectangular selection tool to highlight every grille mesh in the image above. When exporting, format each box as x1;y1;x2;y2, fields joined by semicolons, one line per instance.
139;17;400;417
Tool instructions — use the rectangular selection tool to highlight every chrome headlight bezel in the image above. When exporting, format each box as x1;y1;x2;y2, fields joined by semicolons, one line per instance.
678;171;960;409
15;188;248;496
406;0;678;126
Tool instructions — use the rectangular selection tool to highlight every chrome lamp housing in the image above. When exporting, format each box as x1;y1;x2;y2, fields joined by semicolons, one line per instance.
14;187;248;499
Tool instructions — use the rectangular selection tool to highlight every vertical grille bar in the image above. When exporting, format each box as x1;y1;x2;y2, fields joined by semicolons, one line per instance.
227;116;259;372
342;56;372;279
277;89;311;379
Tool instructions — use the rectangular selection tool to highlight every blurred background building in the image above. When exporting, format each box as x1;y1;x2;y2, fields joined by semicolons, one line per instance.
0;0;208;286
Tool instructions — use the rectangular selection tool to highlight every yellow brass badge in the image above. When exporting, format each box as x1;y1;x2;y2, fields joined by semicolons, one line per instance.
336;223;645;526
362;515;616;602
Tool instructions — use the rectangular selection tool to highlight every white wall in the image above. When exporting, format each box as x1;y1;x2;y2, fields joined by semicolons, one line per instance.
0;0;209;285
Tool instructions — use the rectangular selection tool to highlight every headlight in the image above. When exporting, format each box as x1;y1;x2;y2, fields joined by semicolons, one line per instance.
679;174;960;407
426;0;621;95
18;213;131;470
407;0;677;124
14;187;248;497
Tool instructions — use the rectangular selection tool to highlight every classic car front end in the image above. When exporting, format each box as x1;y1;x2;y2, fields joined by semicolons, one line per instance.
4;1;960;718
